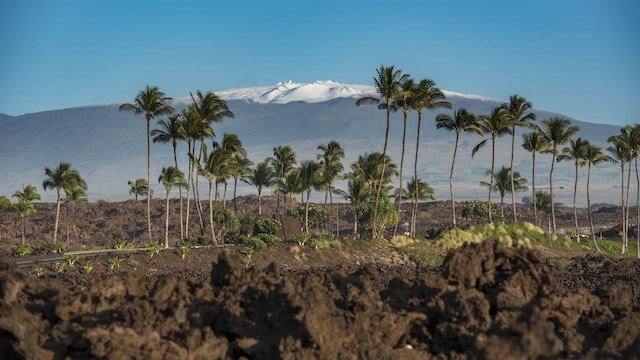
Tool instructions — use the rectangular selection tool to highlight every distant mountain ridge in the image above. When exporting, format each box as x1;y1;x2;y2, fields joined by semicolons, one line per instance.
0;81;623;206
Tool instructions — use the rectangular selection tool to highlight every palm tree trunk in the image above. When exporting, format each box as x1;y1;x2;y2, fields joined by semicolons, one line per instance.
620;164;625;252
510;126;517;221
573;162;580;241
532;153;537;227
394;112;408;237
53;188;62;243
233;178;239;214
185;142;193;238
550;147;557;234
636;157;640;259
374;105;392;238
21;217;26;245
258;189;263;215
624;159;632;255
164;191;170;249
488;136;496;224
450;132;460;227
412;111;423;236
305;190;311;234
173;142;184;241
587;163;601;252
146;117;153;244
209;180;216;244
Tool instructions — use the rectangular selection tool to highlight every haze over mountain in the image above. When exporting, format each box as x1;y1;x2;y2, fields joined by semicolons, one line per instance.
0;81;623;206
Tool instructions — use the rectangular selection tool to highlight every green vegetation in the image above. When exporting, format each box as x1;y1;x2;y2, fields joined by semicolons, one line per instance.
83;262;94;274
64;254;79;266
436;222;565;251
36;242;65;254
108;257;123;270
12;244;33;256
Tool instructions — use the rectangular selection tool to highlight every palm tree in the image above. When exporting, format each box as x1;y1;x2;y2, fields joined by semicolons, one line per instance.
298;160;322;234
351;152;398;197
356;65;409;237
408;79;451;235
64;185;88;248
190;143;227;243
480;166;528;218
158;166;188;249
151;113;185;239
231;154;254;214
391;77;415;234
269;145;297;214
472;107;512;223
212;133;245;206
317;141;345;236
248;160;276;215
502;95;536;221
436;108;478;228
537;117;579;234
43;162;87;243
557;137;589;240
119;85;174;243
12;185;41;244
335;176;369;236
583;144;611;252
533;190;562;231
395;177;435;234
521;131;550;226
128;178;151;242
179;108;204;237
607;143;628;252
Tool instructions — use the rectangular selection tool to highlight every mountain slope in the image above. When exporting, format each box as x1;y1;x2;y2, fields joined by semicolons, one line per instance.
0;81;623;206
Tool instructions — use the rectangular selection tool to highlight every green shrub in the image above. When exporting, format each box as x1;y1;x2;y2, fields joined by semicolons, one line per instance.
12;244;33;256
309;232;334;249
32;266;44;277
180;236;198;247
83;263;94;274
461;201;496;219
148;242;163;257
64;254;80;266
54;262;66;273
113;238;134;249
238;235;267;251
293;205;329;231
197;235;213;245
108;257;123;270
36;242;65;254
436;222;556;250
295;233;310;246
255;217;282;235
258;233;282;247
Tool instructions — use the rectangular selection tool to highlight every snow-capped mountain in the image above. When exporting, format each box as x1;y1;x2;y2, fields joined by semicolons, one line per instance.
0;81;623;206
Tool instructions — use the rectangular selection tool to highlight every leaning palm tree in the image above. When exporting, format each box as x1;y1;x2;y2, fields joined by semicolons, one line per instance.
317;141;345;235
472;107;512;223
151;113;185;239
537;117;579;234
43;162;87;243
480;166;528;218
356;65;409;237
501;95;536;221
410;79;451;234
159;166;188;249
248;160;276;215
119;85;174;243
557;137;589;240
64;185;88;248
12;185;41;244
583;144;611;252
436;108;478;227
521;131;550;226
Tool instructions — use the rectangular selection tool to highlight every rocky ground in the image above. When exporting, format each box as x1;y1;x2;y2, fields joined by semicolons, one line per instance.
1;197;639;358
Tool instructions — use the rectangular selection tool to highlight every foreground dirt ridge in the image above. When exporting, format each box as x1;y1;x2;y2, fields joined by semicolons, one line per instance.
1;242;639;359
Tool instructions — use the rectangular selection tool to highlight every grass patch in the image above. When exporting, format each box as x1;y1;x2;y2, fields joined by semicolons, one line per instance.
391;235;444;267
546;257;575;269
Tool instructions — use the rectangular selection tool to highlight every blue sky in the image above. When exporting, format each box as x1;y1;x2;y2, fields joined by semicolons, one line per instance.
1;0;638;126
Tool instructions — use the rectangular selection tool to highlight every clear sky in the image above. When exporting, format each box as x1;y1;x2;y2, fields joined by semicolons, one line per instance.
1;0;638;126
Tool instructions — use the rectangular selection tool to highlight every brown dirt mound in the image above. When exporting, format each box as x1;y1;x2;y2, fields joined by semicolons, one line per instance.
1;242;639;359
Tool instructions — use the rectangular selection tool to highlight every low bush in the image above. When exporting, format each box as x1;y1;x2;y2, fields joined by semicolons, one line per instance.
12;244;32;256
255;217;282;235
36;242;65;254
436;222;563;251
238;235;267;251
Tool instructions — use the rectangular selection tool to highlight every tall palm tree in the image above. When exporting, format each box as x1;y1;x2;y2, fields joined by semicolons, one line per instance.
248;160;276;215
521;131;550;226
502;95;536;221
583;144;611;252
231;154;254;214
212;133;245;206
394;177;435;234
392;77;415;234
436;108;478;228
64;185;88;248
12;185;41;244
298;160;322;234
335;176;369;236
632;124;640;258
480;166;528;218
557;137;589;240
151;113;185;239
317;141;345;236
537;117;579;234
472;107;512;223
607;143;628;252
356;65;409;237
179;108;204;237
43;162;87;243
269;145;297;214
119;85;174;243
351;152;398;197
159;166;188;248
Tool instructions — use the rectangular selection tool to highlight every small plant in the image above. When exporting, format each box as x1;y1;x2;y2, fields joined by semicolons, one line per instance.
54;262;66;273
255;217;282;235
108;257;123;270
36;242;65;254
64;254;80;266
461;201;497;219
258;233;282;247
241;247;255;267
295;233;310;246
113;238;133;249
148;242;163;257
12;244;33;256
32;266;44;277
83;263;94;274
129;257;140;270
238;235;267;251
179;246;189;260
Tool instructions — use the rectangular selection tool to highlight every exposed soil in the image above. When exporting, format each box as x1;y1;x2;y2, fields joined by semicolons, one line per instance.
1;197;639;358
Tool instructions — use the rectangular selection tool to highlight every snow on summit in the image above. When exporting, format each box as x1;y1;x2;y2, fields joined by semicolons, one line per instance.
174;80;496;105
